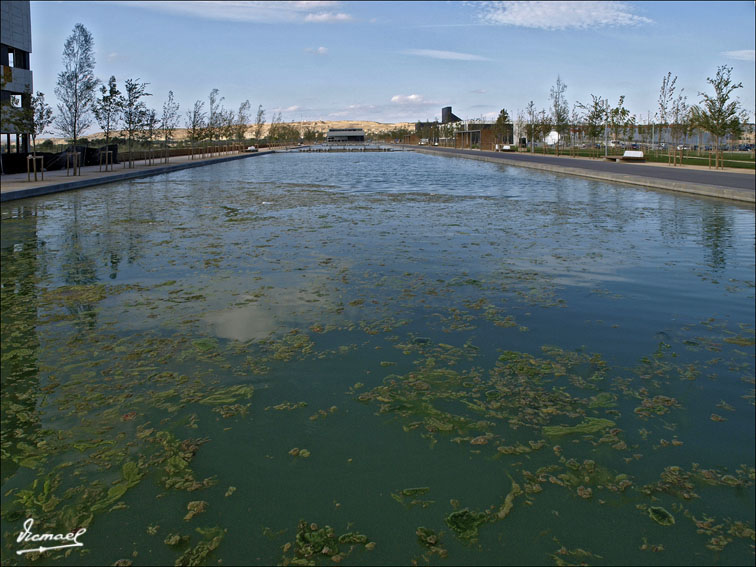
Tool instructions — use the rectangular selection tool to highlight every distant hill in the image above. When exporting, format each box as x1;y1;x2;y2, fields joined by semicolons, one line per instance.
40;120;415;143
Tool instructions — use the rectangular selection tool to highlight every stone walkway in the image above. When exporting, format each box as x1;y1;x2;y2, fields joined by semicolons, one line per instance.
0;149;272;202
414;147;755;204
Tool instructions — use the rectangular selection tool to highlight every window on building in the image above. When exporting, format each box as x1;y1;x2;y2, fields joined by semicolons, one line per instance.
8;51;14;67
11;94;22;108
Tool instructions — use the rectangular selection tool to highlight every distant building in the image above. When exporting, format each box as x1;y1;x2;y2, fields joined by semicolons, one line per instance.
1;0;33;153
441;106;461;124
326;128;365;143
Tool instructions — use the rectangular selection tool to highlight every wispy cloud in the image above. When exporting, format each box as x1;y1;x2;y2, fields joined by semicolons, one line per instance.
470;88;487;94
126;1;353;24
721;49;755;62
476;1;652;30
305;46;329;55
403;49;490;61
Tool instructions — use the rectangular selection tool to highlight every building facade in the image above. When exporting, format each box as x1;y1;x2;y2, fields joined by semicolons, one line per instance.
326;128;365;143
1;0;33;153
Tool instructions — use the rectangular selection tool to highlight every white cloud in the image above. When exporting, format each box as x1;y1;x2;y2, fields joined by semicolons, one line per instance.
721;49;755;62
304;12;352;22
305;46;329;55
125;1;353;24
470;88;487;94
403;49;490;61
476;1;652;30
391;94;430;105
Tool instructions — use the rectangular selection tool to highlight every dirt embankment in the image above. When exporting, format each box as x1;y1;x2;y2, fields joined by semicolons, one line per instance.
40;120;415;143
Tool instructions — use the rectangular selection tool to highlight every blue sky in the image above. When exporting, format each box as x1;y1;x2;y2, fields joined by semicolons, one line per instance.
29;1;755;129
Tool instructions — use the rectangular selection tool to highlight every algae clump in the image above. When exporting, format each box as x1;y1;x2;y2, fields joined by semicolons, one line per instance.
648;506;675;526
543;417;615;437
445;508;489;543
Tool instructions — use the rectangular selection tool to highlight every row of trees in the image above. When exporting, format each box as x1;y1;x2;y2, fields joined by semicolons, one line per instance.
517;67;748;163
4;23;271;161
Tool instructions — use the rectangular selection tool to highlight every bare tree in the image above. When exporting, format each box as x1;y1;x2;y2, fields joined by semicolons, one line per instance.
55;23;99;146
92;75;123;146
657;72;677;148
549;76;569;156
160;90;180;162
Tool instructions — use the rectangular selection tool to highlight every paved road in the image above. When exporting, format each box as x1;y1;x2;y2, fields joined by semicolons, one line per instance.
425;147;755;192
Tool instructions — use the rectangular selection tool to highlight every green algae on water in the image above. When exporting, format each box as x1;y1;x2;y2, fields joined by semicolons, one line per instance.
648;506;675;526
542;417;615;437
445;508;489;543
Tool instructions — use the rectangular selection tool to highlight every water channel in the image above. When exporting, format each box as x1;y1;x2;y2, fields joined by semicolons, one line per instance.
1;151;754;565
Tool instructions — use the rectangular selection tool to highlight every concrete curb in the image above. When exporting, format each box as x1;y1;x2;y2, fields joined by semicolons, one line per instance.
413;148;755;204
1;151;269;202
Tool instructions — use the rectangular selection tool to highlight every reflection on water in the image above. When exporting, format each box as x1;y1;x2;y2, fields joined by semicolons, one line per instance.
1;152;754;566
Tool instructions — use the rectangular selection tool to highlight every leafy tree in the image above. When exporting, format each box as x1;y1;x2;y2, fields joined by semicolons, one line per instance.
185;100;206;146
140;108;159;151
525;100;537;153
538;109;552;153
268;112;283;145
253;105;266;143
690;65;745;167
121;78;151;166
549;76;569;155
669;92;688;149
493;108;511;144
608;95;630;143
220;108;235;142
160;90;180;160
206;88;223;141
577;94;608;157
54;23;99;146
92;75;123;145
8;87;54;156
233;100;251;142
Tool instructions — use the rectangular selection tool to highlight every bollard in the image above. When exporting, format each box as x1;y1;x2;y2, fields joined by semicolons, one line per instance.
99;150;114;172
66;152;80;176
26;155;44;181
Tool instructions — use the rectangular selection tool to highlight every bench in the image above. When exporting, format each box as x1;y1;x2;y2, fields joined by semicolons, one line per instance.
605;150;645;162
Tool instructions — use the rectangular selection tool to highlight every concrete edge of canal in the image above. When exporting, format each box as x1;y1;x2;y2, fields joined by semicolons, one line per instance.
0;151;270;203
413;147;755;205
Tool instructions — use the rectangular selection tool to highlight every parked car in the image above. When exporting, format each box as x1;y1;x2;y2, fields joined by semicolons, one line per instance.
246;146;258;152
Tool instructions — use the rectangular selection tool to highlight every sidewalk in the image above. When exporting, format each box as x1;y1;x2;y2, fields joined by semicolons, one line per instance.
413;147;755;204
1;149;272;202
